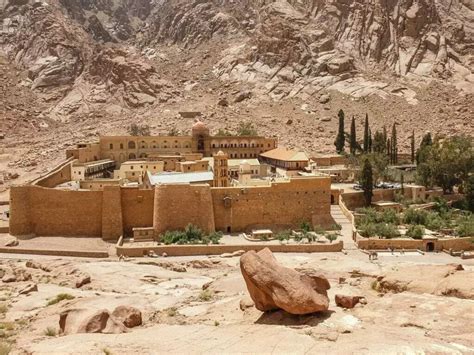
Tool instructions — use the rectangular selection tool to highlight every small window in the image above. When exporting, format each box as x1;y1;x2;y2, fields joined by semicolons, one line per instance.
131;166;134;170
109;143;114;149
120;143;124;149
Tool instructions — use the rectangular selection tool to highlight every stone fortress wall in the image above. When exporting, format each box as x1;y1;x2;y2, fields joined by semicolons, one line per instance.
10;165;333;239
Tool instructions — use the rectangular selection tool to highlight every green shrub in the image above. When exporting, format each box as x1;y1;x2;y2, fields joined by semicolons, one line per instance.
358;222;377;238
161;225;222;245
403;208;428;225
300;221;313;233
406;225;425;239
325;234;338;243
43;327;56;337
198;290;213;302
381;209;400;225
276;230;291;242
456;215;474;237
166;307;177;317
47;293;75;306
425;213;444;231
376;223;401;239
432;197;449;214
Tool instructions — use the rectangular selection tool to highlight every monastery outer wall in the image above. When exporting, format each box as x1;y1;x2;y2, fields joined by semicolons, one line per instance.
211;176;332;233
10;185;103;237
121;188;154;237
153;184;216;235
31;158;73;188
342;189;398;210
357;237;473;252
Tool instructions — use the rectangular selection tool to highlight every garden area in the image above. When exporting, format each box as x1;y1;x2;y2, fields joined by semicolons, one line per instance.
273;222;342;245
355;199;474;240
159;224;223;245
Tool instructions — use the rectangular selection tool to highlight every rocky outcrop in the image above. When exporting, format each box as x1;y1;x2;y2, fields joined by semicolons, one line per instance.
59;309;127;335
111;306;142;328
240;248;330;314
375;264;474;299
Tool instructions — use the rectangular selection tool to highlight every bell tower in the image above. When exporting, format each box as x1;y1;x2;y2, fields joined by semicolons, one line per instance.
213;151;229;187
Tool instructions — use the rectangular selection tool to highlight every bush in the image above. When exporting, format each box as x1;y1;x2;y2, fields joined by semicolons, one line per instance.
276;230;291;243
403;208;428;225
358;222;377;238
456;215;474;237
376;223;401;239
325;234;338;243
47;293;75;306
198;290;213;302
161;225;222;245
406;225;425;239
381;209;400;225
425;213;444;231
44;327;56;337
300;221;313;233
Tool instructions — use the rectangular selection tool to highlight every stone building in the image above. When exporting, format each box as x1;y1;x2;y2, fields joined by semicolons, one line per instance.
66;120;277;165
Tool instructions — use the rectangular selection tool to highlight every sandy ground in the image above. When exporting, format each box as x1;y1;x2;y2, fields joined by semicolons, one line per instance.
0;248;473;354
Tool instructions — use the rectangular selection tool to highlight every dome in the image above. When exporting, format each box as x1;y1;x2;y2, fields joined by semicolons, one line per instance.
192;119;209;137
216;150;226;156
192;120;207;129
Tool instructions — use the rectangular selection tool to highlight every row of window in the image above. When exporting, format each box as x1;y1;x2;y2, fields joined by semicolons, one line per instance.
109;141;191;150
211;143;271;149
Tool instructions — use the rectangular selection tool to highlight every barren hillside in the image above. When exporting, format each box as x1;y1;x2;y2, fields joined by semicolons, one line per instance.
0;0;473;188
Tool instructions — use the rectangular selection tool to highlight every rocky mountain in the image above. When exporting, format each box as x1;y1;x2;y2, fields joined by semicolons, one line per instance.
0;0;472;179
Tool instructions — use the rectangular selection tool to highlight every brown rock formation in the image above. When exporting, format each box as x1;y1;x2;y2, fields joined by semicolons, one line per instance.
112;306;142;328
240;248;330;314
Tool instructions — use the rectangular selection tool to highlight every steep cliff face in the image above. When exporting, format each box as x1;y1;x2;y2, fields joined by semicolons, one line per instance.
0;0;472;142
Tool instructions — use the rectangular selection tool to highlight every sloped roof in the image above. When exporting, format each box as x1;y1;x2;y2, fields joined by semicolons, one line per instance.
260;148;309;162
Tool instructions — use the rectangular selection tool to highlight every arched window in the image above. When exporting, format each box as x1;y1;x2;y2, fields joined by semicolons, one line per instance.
129;153;136;160
109;143;114;150
120;143;124;150
128;141;136;149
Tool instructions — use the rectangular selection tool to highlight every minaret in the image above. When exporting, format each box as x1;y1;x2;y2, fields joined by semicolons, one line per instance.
213;151;229;187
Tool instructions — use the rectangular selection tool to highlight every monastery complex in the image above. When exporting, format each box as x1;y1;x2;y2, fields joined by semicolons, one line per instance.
9;121;337;240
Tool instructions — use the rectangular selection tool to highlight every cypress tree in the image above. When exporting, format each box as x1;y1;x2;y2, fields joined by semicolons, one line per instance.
382;126;387;153
391;123;398;164
334;109;345;153
361;158;374;206
368;128;373;152
363;114;370;153
350;116;357;155
411;130;415;164
387;138;392;164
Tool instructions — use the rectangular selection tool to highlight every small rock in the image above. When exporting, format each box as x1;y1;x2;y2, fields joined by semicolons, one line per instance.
19;283;38;295
75;274;91;288
239;296;255;311
338;277;346;284
335;294;365;309
4;237;19;247
234;90;251;103
162;252;168;257
286;119;293;125
217;98;229;107
319;94;330;104
2;272;16;283
112;306;142;328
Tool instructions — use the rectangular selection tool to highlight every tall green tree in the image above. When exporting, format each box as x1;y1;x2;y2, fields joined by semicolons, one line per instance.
360;158;374;206
416;135;473;193
350;116;357;155
334;109;345;153
387;138;391;162
391;123;398;164
416;132;433;164
373;131;385;153
411;131;415;164
382;126;387;148
363;114;370;153
368;129;373;152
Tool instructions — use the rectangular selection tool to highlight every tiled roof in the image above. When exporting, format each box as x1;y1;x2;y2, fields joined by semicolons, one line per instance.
260;148;309;162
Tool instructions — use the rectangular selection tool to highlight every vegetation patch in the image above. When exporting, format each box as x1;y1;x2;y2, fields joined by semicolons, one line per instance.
47;293;75;306
161;224;223;245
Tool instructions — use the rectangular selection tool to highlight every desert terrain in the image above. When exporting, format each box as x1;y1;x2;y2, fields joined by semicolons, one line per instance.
0;247;473;354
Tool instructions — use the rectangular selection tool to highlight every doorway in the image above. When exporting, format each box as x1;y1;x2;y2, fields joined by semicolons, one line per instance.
227;226;231;233
426;242;435;252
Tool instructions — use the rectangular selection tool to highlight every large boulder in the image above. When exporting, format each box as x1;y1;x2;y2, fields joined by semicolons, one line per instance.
112;306;142;328
240;248;330;314
59;309;127;335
